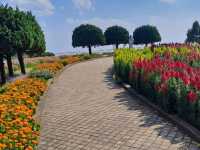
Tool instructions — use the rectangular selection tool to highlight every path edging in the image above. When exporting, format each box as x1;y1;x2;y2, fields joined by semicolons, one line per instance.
114;74;200;143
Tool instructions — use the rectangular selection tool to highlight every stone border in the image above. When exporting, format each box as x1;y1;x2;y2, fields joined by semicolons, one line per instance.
115;75;200;143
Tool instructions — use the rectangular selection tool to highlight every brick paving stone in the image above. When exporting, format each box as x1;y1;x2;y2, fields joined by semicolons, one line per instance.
38;57;200;150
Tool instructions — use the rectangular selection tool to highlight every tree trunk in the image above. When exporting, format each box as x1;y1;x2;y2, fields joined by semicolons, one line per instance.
150;43;155;52
116;43;119;49
0;55;6;84
17;51;26;74
6;54;14;77
88;45;92;55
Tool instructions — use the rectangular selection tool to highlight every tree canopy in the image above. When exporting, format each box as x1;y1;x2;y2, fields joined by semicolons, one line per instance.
186;21;200;43
133;25;161;45
104;26;129;49
72;24;105;54
0;5;13;55
0;4;46;83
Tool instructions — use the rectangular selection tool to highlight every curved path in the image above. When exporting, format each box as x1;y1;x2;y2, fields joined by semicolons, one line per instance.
39;57;199;150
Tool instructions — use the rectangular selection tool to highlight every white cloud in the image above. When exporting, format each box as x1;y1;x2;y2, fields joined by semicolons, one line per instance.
72;0;94;11
160;0;176;4
6;0;55;15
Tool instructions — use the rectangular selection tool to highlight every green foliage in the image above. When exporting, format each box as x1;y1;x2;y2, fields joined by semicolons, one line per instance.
0;5;46;77
0;86;7;94
133;25;161;45
104;26;129;48
186;21;200;43
79;54;100;60
28;51;55;57
60;60;68;66
0;124;6;133
72;24;105;54
29;70;53;80
41;51;55;57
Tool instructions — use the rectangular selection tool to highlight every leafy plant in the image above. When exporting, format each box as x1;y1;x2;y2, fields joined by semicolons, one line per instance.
29;70;53;80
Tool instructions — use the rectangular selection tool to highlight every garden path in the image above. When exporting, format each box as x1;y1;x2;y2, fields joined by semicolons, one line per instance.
39;57;199;150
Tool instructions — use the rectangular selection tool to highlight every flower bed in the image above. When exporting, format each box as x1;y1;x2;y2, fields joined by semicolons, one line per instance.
0;59;65;149
61;56;80;64
0;53;109;149
114;44;200;129
35;62;64;75
0;78;46;150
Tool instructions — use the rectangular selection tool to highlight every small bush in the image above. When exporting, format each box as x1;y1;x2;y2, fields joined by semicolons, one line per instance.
60;60;68;66
29;70;53;80
0;86;7;94
81;54;92;60
41;52;55;57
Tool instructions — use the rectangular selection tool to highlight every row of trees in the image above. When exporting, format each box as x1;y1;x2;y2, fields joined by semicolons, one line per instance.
0;5;46;84
72;24;161;54
186;21;200;43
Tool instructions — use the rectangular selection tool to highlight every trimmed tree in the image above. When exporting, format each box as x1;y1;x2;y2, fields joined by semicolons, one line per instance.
11;8;46;74
104;26;129;49
72;24;105;55
186;21;200;43
0;5;46;82
0;26;11;84
25;11;46;57
133;25;161;46
0;5;14;80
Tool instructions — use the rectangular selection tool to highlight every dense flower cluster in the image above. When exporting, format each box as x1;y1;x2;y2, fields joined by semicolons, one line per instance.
63;56;80;64
35;56;81;75
36;62;64;74
0;78;46;150
133;56;200;103
114;44;200;129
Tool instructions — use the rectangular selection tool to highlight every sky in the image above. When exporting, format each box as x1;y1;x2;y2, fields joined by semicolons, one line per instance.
1;0;200;54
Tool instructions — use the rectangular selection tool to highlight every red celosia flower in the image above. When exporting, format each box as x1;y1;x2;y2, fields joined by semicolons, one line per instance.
182;76;191;85
187;91;198;103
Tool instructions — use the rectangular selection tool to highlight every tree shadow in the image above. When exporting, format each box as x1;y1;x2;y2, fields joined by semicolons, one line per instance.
103;66;199;150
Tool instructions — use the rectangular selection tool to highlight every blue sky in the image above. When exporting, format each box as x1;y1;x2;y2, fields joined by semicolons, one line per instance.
1;0;200;53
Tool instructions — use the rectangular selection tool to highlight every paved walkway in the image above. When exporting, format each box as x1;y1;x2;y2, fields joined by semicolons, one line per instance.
38;57;199;150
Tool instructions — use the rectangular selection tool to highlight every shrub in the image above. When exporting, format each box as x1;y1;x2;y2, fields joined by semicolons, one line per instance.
29;70;53;80
60;60;68;66
80;54;92;60
41;51;55;57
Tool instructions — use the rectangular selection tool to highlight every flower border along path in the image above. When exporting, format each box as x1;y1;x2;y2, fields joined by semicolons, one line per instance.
114;45;200;145
0;78;47;150
0;54;112;150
